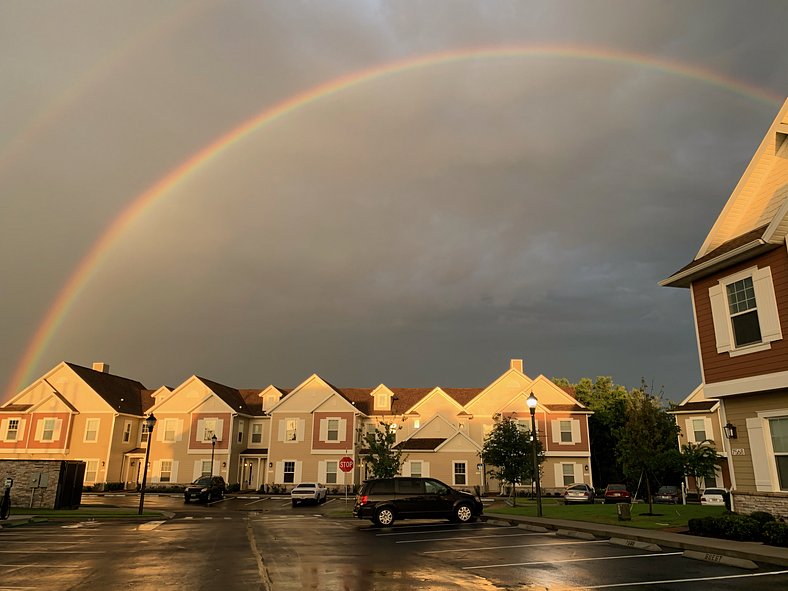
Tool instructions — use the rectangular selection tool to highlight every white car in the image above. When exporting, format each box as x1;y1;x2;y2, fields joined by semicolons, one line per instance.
291;482;328;507
700;487;727;506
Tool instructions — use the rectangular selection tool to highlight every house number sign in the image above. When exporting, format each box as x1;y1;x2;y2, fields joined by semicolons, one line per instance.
731;448;746;456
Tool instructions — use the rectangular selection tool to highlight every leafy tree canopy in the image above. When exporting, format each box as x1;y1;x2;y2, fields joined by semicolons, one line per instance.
681;440;719;492
360;422;405;479
480;416;543;504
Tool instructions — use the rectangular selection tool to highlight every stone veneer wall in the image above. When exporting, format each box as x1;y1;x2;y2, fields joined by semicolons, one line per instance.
0;459;70;509
733;492;788;519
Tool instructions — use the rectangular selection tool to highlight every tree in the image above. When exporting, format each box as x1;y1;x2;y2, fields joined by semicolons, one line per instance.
681;440;719;493
479;416;543;506
616;381;682;514
360;422;405;479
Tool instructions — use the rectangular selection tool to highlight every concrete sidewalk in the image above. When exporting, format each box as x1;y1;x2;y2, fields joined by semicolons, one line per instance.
483;512;788;567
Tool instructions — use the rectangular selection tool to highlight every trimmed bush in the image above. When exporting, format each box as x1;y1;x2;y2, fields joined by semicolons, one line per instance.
749;511;775;527
717;514;760;541
228;483;241;493
762;522;788;547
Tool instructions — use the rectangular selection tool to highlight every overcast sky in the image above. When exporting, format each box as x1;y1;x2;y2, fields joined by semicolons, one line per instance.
2;1;788;402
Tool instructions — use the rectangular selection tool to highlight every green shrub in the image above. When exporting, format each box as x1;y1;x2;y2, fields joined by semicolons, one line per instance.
749;510;775;527
228;483;241;493
762;522;788;547
717;514;760;541
104;482;125;491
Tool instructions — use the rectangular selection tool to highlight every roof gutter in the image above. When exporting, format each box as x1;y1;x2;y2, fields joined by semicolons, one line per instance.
659;239;768;288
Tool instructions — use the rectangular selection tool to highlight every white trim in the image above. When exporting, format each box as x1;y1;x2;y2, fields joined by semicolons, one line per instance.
543;451;590;458
705;371;788;398
452;461;468;486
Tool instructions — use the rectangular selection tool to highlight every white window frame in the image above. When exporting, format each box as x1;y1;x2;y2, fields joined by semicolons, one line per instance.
85;459;99;484
453;461;467;486
410;460;422;478
163;419;177;443
201;460;212;478
559;420;572;443
709;266;782;357
141;421;151;444
41;418;56;442
84;418;100;443
5;418;20;442
768;416;788;492
562;463;575;486
692;418;707;442
251;423;263;444
122;421;132;443
286;419;297;442
325;461;338;485
202;418;217;442
374;393;389;410
159;460;173;483
283;461;296;483
327;419;339;442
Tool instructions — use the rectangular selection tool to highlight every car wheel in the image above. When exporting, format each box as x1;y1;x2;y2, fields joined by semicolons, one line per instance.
454;503;473;523
374;507;395;527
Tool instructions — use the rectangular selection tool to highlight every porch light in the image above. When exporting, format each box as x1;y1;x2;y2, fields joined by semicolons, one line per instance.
723;422;737;439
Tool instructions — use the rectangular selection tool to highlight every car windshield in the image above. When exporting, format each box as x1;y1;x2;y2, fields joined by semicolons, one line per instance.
295;483;316;489
704;488;725;494
657;486;676;493
567;485;586;491
607;485;626;491
192;477;212;486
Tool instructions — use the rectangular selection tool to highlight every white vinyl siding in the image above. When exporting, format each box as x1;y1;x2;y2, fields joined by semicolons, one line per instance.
709;266;782;355
551;419;581;444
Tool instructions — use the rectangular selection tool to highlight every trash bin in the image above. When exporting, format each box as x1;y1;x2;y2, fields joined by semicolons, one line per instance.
617;502;631;521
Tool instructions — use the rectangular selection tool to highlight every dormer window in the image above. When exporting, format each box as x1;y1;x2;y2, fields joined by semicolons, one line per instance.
374;392;390;411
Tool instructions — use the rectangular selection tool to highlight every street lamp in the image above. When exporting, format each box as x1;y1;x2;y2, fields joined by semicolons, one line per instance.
210;433;217;479
137;413;157;515
526;392;542;517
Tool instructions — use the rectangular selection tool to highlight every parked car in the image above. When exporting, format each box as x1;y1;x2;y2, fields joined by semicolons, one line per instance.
603;484;631;504
291;482;328;506
653;485;680;504
353;477;483;526
184;475;226;503
562;483;595;504
700;487;727;506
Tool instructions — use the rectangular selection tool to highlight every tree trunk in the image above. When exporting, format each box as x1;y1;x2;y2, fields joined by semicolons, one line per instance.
646;475;653;515
511;481;516;507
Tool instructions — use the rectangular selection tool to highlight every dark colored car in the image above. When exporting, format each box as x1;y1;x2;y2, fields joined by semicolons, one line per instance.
184;475;226;503
562;483;595;504
353;477;483;526
603;484;632;504
653;485;680;504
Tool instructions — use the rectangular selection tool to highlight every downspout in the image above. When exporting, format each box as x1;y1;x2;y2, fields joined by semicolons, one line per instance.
104;413;118;484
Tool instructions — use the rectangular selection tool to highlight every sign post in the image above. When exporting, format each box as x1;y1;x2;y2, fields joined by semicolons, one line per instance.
340;456;354;505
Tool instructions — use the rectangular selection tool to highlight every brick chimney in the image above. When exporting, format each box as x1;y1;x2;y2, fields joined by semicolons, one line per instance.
510;359;523;372
92;362;110;373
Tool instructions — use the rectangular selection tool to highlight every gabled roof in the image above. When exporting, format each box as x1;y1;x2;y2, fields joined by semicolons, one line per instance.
66;363;148;415
394;438;446;451
196;376;261;416
671;401;718;414
662;98;788;288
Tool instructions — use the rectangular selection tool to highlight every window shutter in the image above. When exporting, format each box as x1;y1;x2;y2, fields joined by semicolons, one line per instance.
746;418;773;491
215;419;223;441
422;462;430;477
704;418;714;443
574;463;583;483
35;419;43;441
176;419;184;442
274;461;283;483
278;420;286;442
171;461;179;483
317;461;326;482
193;460;203;480
0;419;7;440
708;284;732;353
571;420;581;443
158;421;166;442
685;419;695;443
196;419;204;442
18;419;26;440
554;464;563;487
402;462;411;477
338;419;347;442
753;267;783;342
152;460;160;483
295;461;302;483
297;419;305;442
551;420;560;443
319;419;327;442
54;418;63;441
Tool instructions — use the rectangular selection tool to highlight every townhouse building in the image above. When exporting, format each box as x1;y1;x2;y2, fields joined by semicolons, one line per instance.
669;384;731;492
662;98;788;516
1;359;593;495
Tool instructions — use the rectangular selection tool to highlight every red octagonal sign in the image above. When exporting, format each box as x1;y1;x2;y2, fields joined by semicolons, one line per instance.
339;456;354;473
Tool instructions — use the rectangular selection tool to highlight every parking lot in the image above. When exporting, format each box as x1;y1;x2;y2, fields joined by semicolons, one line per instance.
1;495;787;590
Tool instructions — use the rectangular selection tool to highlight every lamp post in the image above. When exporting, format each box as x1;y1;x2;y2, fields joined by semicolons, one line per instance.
210;434;217;479
526;392;542;517
137;413;157;515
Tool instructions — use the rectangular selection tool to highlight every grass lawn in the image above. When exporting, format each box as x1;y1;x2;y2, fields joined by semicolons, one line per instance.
7;506;166;518
487;498;727;530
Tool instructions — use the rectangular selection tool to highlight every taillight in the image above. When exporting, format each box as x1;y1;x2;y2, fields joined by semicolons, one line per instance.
359;495;368;505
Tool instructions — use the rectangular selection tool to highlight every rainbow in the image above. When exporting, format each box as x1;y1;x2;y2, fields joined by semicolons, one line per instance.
5;44;783;397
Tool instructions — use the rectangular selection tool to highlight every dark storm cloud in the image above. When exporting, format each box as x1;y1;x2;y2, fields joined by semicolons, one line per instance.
1;1;787;401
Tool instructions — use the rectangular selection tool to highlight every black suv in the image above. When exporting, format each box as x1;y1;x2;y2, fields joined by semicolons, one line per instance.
353;477;483;526
184;476;226;503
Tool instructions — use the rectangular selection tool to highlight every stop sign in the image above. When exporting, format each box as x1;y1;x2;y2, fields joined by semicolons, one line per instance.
339;456;354;473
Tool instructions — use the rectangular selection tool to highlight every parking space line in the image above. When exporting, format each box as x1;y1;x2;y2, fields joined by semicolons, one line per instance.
463;550;682;570
244;497;269;506
397;532;550;544
377;525;516;537
373;521;489;531
425;539;608;553
0;565;90;569
0;550;107;554
580;570;788;589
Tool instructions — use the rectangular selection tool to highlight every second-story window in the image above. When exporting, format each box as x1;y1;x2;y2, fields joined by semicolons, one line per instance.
692;418;707;442
163;419;177;442
6;419;19;441
84;418;99;442
560;420;573;443
327;419;339;441
122;421;132;443
251;423;263;443
726;277;761;347
42;418;56;441
202;419;217;442
286;419;297;441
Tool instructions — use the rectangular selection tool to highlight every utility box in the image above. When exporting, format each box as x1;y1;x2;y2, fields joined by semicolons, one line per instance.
616;502;632;521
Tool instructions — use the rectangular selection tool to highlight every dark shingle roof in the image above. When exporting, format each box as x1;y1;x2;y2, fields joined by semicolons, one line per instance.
239;448;268;455
0;404;33;412
66;363;148;415
196;376;257;415
671;401;717;413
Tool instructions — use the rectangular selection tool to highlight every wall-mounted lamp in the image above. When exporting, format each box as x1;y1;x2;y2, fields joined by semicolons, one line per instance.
584;465;589;472
269;462;273;468
101;461;105;467
723;422;738;439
